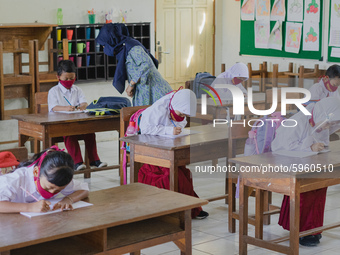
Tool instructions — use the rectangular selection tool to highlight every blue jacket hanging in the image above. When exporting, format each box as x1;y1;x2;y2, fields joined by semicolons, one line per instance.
96;23;158;94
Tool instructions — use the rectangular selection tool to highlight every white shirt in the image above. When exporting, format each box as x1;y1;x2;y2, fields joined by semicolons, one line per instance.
309;80;340;101
0;165;89;202
140;93;187;135
48;83;87;112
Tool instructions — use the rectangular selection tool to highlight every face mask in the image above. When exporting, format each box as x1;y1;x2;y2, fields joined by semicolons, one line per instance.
34;173;58;199
59;78;76;89
322;76;338;92
232;77;244;85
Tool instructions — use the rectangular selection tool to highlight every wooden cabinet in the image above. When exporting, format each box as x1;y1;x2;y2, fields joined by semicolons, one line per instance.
52;23;151;83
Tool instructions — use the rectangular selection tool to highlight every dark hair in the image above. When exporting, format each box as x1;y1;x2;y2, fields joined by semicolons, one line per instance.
57;60;76;76
18;149;74;187
326;65;340;79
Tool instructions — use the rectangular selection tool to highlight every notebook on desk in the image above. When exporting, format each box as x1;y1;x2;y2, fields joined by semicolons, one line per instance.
273;149;330;158
55;110;88;114
158;129;200;139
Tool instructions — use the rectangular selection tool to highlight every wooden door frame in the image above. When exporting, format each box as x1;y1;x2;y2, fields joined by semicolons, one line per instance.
154;0;216;75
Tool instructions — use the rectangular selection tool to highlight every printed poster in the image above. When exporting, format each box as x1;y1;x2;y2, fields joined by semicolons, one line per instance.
285;22;302;53
329;26;340;47
268;21;283;50
331;0;340;27
287;0;304;21
241;0;255;20
302;21;319;51
271;0;286;21
304;0;320;22
255;20;270;49
256;0;271;20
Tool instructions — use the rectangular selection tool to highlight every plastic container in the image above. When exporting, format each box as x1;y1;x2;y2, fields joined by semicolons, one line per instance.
126;121;136;136
57;8;63;25
244;130;257;156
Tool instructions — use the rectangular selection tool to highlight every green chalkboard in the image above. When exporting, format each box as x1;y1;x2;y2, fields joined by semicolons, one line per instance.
328;1;340;63
240;0;323;60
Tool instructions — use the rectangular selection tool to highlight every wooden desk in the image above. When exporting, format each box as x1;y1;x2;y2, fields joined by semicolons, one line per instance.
11;113;120;179
121;125;229;192
0;183;208;255
230;141;340;255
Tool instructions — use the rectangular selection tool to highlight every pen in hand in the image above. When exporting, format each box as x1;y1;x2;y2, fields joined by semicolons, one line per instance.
63;96;75;111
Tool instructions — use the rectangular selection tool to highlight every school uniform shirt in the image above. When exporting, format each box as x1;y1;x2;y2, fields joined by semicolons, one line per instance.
0;165;89;203
48;83;87;112
309;79;340;101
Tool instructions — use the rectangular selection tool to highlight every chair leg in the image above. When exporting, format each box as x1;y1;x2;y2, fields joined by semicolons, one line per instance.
228;175;236;233
263;191;271;225
84;149;90;178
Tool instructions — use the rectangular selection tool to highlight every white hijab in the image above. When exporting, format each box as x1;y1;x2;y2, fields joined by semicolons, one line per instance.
220;62;249;84
171;89;197;116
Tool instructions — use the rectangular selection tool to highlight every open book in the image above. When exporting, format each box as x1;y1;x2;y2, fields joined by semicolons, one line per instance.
55;110;88;114
20;198;93;218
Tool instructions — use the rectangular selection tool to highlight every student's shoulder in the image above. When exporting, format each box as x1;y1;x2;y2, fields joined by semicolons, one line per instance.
49;84;60;93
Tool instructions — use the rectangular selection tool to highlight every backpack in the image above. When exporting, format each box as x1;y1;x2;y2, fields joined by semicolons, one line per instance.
121;108;147;184
192;72;216;98
244;112;285;156
86;97;131;115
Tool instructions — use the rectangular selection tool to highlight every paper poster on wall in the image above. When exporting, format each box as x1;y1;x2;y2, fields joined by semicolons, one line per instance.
241;0;255;20
255;20;270;48
304;0;320;22
331;0;340;26
271;0;286;21
302;21;319;51
285;22;302;53
268;21;283;50
331;47;340;58
287;0;304;21
329;26;340;47
256;0;271;20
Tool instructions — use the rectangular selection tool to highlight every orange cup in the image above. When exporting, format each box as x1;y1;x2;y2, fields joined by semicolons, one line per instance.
67;30;74;40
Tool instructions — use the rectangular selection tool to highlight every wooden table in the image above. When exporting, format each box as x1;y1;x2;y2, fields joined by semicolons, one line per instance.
230;141;340;255
0;183;208;255
11;112;120;179
121;125;229;192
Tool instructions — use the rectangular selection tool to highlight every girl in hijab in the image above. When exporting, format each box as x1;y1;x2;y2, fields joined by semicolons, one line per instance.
96;23;172;106
139;89;209;219
272;97;340;247
211;62;249;100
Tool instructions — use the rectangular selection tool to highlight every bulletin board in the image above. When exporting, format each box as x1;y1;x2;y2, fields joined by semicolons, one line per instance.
240;0;323;60
328;0;340;63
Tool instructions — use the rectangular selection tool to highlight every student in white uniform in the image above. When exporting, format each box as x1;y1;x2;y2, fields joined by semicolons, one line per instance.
139;89;209;219
48;60;107;171
272;97;340;246
210;62;249;100
0;146;89;213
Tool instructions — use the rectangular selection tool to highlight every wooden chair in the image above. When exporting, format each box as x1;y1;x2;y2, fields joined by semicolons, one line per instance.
0;39;35;120
263;63;294;90
285;64;320;88
120;105;150;185
247;62;268;92
0;147;28;162
227;122;280;233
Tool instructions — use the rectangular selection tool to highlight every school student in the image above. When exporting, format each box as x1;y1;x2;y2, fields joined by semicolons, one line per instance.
211;62;249;99
139;89;209;219
271;97;340;246
48;60;107;171
0;146;89;213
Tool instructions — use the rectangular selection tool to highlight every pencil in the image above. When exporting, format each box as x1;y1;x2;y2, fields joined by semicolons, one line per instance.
170;119;177;127
63;96;72;106
20;186;39;202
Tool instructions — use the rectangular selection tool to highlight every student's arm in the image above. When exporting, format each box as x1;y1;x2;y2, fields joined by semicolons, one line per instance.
52;105;75;112
0;200;51;213
126;46;151;85
52;190;89;211
77;102;88;111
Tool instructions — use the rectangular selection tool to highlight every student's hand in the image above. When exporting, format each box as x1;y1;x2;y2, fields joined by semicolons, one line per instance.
30;200;51;213
311;143;325;152
65;105;75;111
52;199;73;211
173;127;182;135
126;85;135;97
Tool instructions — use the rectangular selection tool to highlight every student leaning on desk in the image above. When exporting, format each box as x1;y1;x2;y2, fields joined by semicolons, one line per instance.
271;97;340;247
0;146;89;213
48;60;107;171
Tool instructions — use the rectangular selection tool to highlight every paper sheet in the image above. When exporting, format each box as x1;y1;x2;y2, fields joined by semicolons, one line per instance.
256;0;271;20
20;198;93;218
285;22;302;53
55;110;88;114
331;47;340;58
273;149;330;158
287;0;304;22
158;129;200;139
271;0;286;21
329;26;340;47
268;21;283;50
304;0;320;22
331;0;340;26
302;21;320;51
241;0;255;20
255;20;270;49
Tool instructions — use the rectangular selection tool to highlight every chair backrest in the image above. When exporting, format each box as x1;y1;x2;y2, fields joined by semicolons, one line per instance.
35;92;49;114
228;122;252;159
120;105;150;139
247;61;267;91
265;88;300;111
0;147;28;162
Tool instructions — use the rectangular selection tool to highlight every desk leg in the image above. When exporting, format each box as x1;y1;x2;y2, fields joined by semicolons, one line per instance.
255;189;264;239
169;151;178;192
239;178;248;255
42;134;52;150
182;210;192;255
290;179;300;255
129;145;143;184
19;134;29;147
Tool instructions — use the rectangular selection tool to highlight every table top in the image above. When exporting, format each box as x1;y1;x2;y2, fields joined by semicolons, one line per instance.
0;183;207;252
120;124;229;150
230;140;340;178
11;112;119;125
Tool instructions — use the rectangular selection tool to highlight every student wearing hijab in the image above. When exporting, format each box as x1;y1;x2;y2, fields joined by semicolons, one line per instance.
139;89;209;219
211;62;249;100
272;97;340;246
96;23;172;106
